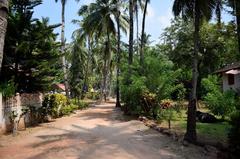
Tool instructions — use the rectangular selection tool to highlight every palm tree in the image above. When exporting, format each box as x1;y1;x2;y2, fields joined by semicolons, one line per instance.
133;0;144;55
54;0;80;98
172;0;216;143
215;0;222;27
114;1;122;108
140;0;150;66
228;0;240;55
129;0;134;66
79;0;128;102
54;0;69;97
0;0;9;72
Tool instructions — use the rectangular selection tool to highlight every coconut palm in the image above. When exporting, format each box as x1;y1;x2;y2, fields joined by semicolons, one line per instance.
140;0;150;66
133;0;144;55
129;0;134;66
54;0;80;98
0;0;9;72
215;0;222;27
78;0;128;102
172;0;217;143
227;0;240;55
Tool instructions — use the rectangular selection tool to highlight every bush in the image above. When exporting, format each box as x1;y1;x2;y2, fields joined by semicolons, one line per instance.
157;99;179;129
140;90;161;119
121;76;147;115
85;91;100;100
42;94;67;118
202;75;236;119
228;111;240;159
204;90;236;119
61;104;78;116
0;79;16;98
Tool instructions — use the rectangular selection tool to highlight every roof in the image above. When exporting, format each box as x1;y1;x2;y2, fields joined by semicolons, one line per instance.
53;84;65;91
215;63;240;74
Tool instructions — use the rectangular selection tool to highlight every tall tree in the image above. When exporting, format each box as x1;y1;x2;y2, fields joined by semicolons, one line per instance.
113;0;122;108
0;0;9;72
133;0;143;55
172;0;216;143
129;0;134;66
228;0;240;56
140;0;150;66
215;0;222;27
54;0;80;97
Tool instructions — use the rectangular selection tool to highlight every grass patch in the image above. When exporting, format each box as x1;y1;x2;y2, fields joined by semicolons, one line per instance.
158;109;231;145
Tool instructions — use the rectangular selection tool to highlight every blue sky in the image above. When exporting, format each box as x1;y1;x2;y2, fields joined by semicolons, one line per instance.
33;0;234;43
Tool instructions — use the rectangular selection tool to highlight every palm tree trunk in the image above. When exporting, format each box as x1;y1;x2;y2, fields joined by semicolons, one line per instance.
0;0;8;72
101;32;111;102
216;0;222;29
116;13;121;108
129;0;134;66
184;0;198;143
135;5;139;55
140;0;148;66
61;1;70;98
83;36;91;95
236;1;240;55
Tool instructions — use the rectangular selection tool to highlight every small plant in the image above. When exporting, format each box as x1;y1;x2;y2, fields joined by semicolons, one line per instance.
158;99;179;129
8;110;18;135
0;79;16;98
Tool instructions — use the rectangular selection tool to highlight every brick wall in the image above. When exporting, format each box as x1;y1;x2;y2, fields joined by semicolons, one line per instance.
0;93;43;134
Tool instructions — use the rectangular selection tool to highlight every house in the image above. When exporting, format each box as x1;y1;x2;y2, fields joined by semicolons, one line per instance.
216;63;240;92
52;83;66;95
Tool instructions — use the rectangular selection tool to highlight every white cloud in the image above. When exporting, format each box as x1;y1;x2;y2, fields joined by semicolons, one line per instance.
144;6;173;44
81;0;94;5
157;9;173;29
146;5;155;18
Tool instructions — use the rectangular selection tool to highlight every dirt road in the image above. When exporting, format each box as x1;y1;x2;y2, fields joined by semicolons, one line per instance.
0;103;216;159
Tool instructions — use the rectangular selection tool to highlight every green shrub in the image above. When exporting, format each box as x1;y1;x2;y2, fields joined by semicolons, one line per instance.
121;76;147;115
228;111;240;159
85;91;100;100
202;75;236;119
0;79;16;98
204;90;236;119
42;94;67;118
140;90;158;118
61;104;78;116
157;99;179;129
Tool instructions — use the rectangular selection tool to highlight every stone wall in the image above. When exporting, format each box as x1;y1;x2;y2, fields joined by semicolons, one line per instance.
0;93;43;134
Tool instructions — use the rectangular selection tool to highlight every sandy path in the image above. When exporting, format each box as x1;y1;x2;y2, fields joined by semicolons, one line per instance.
0;103;216;159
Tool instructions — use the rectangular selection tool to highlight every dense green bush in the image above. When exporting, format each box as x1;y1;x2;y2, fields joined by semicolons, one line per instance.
121;76;147;115
85;91;100;100
202;75;236;119
42;94;67;118
42;94;89;118
120;50;183;116
61;104;78;116
0;79;16;98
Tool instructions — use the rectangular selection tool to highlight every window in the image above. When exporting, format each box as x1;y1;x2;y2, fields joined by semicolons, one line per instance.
228;74;235;85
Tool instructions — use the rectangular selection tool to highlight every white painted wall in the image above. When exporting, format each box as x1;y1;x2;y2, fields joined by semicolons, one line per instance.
222;73;240;92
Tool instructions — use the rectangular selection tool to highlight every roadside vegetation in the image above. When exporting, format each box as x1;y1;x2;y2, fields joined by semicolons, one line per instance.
0;0;240;158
